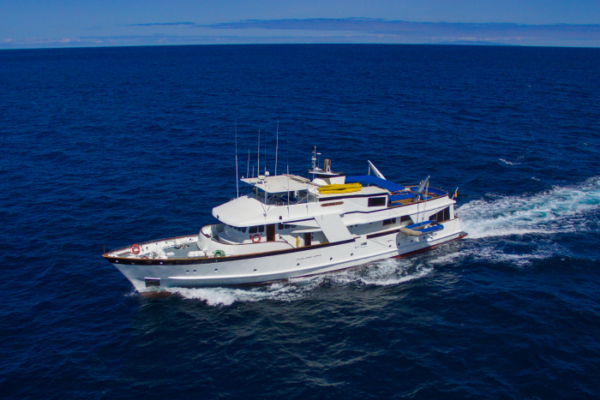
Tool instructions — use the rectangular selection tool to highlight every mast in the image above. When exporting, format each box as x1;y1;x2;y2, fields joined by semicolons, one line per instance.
275;120;279;176
235;123;239;198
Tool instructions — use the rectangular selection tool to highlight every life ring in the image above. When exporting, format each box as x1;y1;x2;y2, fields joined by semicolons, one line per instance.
131;244;141;254
214;249;226;257
252;234;261;243
141;255;149;260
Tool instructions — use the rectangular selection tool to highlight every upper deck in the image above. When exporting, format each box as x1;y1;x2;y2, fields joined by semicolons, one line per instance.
213;169;448;228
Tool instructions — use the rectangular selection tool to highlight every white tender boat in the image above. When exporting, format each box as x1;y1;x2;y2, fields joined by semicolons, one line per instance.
103;147;467;292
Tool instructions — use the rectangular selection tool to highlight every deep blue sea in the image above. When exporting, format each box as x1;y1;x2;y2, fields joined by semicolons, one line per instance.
1;44;600;399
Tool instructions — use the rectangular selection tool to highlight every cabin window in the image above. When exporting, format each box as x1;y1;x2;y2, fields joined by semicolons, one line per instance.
430;207;450;223
383;218;396;226
278;224;295;230
400;216;412;223
258;225;265;233
249;226;258;234
368;197;387;207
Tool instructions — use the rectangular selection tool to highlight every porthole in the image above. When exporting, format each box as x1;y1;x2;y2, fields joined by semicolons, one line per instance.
214;268;218;271
254;269;257;272
297;263;300;266
193;270;196;272
330;257;333;261
351;253;353;256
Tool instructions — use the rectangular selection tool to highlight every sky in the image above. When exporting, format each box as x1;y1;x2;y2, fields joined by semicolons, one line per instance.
2;0;600;48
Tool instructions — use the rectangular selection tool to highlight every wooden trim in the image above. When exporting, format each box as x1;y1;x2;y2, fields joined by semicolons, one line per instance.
321;201;344;207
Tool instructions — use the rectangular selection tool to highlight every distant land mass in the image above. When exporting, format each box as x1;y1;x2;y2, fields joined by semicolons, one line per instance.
2;17;600;49
435;40;518;46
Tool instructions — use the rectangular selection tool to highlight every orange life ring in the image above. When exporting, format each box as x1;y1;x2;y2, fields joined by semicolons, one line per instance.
251;234;261;243
131;244;141;254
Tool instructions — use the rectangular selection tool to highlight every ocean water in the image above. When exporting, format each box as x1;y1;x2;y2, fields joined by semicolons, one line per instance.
1;44;600;399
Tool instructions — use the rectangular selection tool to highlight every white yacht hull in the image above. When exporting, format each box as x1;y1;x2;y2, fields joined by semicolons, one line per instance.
111;219;466;292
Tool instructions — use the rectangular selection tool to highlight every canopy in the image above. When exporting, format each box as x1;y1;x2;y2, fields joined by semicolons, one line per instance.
345;175;405;192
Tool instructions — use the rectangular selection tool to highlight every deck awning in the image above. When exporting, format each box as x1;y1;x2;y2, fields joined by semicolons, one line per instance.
345;175;405;192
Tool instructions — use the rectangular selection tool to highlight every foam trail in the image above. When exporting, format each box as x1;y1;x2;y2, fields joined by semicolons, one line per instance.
428;243;562;267
459;177;600;239
328;258;433;287
167;258;432;306
499;158;520;166
169;281;317;306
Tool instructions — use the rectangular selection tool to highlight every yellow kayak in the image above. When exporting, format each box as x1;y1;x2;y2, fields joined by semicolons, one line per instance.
318;183;362;194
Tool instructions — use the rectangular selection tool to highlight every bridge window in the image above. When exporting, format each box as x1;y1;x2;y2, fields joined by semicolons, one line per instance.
383;218;396;226
368;197;387;207
278;224;296;230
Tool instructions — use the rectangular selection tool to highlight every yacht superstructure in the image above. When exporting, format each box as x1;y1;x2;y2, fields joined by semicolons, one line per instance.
103;147;466;291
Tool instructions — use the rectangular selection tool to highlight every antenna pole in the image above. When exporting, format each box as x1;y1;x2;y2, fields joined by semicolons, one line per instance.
247;149;250;179
423;180;429;219
275;119;279;176
257;130;260;177
235;123;239;198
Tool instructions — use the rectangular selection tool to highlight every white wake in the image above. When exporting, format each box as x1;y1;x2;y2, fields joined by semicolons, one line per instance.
459;177;600;239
